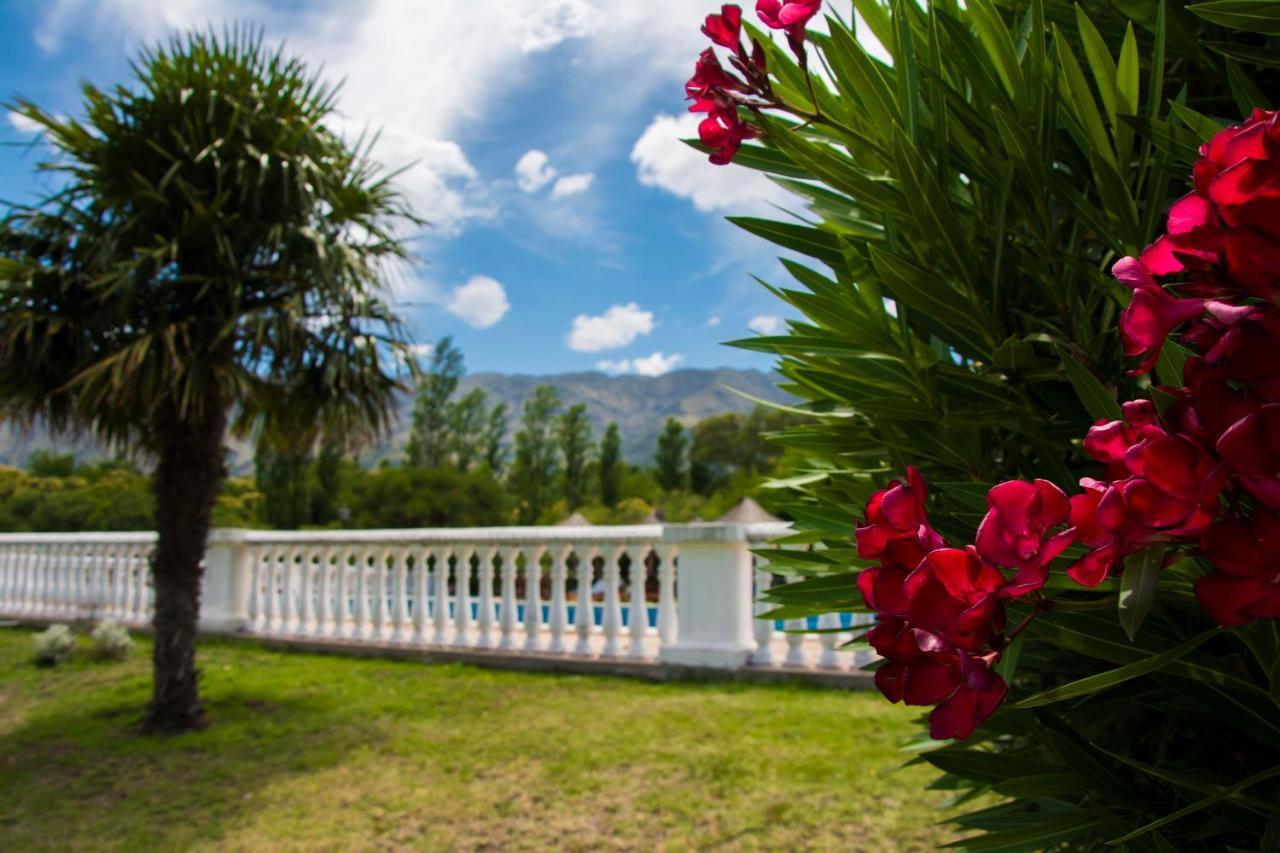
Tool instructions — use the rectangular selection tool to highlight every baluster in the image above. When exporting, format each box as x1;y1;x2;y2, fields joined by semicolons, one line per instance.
750;561;776;666
818;611;843;669
476;547;497;649
627;545;652;659
15;544;32;615
601;547;623;658
0;546;9;614
349;547;368;639
262;544;282;634
138;543;154;624
248;546;266;633
784;574;807;667
298;547;316;637
314;546;332;638
376;547;395;642
45;542;61;617
86;543;103;620
522;545;544;652
431;548;449;645
102;543;118;621
412;546;430;644
282;546;301;635
27;543;43;616
546;545;570;654
852;612;876;668
498;547;518;650
333;547;353;639
453;546;473;647
388;547;407;643
574;547;596;656
117;544;133;624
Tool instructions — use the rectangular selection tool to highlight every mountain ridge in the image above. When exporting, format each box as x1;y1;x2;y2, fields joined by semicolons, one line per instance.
0;367;792;469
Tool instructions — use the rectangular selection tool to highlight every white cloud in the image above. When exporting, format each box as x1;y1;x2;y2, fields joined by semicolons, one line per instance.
631;351;683;376
568;302;654;352
551;172;594;199
596;352;683;377
446;275;510;329
33;0;255;53
706;315;721;328
631;113;791;214
515;150;557;193
7;111;45;134
406;342;434;358
748;314;785;335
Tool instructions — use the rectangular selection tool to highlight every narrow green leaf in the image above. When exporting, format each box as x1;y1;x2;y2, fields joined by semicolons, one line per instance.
1108;764;1280;845
1119;545;1165;640
1017;627;1219;708
1188;0;1280;34
1057;348;1123;420
728;218;846;269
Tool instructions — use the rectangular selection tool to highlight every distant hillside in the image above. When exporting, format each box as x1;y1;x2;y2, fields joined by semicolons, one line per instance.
0;368;792;470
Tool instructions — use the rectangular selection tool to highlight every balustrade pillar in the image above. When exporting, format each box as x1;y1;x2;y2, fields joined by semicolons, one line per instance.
658;524;755;669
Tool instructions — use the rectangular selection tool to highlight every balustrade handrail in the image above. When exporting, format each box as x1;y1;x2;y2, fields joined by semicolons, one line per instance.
0;531;158;544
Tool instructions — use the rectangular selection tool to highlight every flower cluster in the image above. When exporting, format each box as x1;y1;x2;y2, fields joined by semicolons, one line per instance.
686;3;823;164
855;110;1280;739
856;470;1072;739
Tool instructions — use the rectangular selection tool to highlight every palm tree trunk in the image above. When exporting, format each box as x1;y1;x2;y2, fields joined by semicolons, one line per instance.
143;398;228;733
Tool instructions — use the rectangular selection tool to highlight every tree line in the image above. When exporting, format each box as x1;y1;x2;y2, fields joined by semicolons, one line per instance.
0;339;802;533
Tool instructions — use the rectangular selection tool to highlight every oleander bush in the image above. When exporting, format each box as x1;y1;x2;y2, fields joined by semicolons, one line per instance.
32;624;76;667
685;0;1280;848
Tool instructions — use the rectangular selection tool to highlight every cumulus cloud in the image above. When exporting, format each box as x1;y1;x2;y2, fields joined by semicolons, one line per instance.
748;314;785;335
706;315;721;328
568;302;654;352
551;172;594;199
515;150;557;193
7;111;45;134
405;342;434;358
631;113;792;214
446;275;510;329
596;352;683;377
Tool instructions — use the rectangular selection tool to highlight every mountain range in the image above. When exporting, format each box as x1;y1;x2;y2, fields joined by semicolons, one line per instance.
0;368;792;471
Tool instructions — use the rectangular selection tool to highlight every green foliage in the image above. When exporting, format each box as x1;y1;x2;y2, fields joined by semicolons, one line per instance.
407;337;465;469
734;0;1280;848
0;28;417;449
448;388;490;472
0;460;155;531
510;385;563;524
347;466;506;529
654;418;689;492
598;421;623;508
690;406;803;494
254;434;313;530
556;403;593;510
482;402;509;476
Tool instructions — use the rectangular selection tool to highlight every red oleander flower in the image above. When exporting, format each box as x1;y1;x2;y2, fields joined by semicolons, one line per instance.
856;563;911;616
756;0;821;58
975;479;1074;596
1196;512;1280;625
702;4;743;50
1113;257;1205;375
1216;403;1280;509
697;108;759;165
869;619;1007;740
928;655;1008;741
1180;303;1280;401
1164;357;1265;451
855;466;944;564
1112;432;1226;536
685;48;743;114
1083;400;1161;479
756;0;822;32
1146;109;1280;295
903;547;1006;651
1067;481;1128;587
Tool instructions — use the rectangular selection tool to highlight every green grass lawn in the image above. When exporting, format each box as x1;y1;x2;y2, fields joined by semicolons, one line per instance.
0;627;955;851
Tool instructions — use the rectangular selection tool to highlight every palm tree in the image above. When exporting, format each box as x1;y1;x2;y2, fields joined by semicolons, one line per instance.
0;30;418;731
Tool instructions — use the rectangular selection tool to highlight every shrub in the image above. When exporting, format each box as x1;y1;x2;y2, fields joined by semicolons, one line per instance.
32;624;76;667
684;0;1280;848
89;620;133;661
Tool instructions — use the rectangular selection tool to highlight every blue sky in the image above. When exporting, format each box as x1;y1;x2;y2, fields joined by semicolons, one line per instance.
0;0;802;376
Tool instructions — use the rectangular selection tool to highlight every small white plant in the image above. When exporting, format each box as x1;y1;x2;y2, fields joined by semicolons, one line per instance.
90;620;133;661
33;624;76;667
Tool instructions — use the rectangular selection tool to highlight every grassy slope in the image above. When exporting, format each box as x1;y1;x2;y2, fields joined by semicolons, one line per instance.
0;629;953;851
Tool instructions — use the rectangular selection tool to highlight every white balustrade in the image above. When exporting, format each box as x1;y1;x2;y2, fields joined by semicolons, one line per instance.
0;521;874;681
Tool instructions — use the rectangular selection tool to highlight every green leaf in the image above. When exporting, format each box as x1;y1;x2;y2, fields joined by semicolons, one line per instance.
1188;0;1280;34
1119;545;1165;640
1108;764;1280;845
1057;348;1123;421
728;218;847;269
1017;626;1219;708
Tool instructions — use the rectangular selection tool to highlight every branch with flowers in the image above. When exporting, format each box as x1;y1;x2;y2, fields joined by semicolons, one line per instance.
687;0;1280;847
